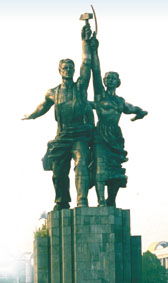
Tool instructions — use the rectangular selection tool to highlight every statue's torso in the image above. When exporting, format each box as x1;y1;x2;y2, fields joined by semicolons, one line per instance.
49;83;94;132
96;94;125;125
95;94;127;165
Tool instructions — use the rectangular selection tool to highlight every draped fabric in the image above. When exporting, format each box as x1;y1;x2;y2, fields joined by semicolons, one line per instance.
94;95;128;187
42;125;94;171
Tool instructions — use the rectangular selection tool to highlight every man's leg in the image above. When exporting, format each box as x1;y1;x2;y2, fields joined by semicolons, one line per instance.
52;152;71;210
72;142;90;207
95;182;106;206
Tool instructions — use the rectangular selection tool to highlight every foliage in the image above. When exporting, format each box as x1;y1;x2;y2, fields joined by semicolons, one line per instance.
142;251;168;283
34;223;48;238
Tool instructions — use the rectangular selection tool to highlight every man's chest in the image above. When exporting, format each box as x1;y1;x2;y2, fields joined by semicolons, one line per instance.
55;88;73;104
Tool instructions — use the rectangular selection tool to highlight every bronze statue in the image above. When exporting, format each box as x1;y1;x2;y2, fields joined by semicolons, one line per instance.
23;23;95;210
23;8;148;210
90;34;148;206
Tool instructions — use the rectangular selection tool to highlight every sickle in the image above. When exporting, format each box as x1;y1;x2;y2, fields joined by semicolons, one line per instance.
91;5;98;35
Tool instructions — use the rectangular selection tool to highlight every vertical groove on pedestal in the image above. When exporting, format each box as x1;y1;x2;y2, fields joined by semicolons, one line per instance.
115;208;124;283
72;208;77;283
61;209;73;283
122;210;131;283
48;211;62;283
59;211;63;283
71;210;75;283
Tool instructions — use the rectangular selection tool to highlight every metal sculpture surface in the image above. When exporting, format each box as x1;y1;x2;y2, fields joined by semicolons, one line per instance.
23;10;147;209
23;22;94;210
90;34;147;206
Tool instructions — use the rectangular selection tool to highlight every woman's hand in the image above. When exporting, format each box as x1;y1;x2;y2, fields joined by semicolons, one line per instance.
131;110;148;121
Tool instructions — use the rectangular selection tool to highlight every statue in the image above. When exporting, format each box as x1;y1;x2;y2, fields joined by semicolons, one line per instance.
90;33;148;207
23;9;148;210
22;22;95;210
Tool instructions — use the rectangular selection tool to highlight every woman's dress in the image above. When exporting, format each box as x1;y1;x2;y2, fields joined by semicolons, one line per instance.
94;94;128;188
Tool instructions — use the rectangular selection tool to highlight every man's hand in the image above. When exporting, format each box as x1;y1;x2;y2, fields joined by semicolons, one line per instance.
131;110;148;121
81;23;92;41
21;114;31;120
90;32;99;51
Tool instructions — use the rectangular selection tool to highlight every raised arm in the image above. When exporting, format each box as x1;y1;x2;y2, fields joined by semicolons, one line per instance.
90;33;105;102
79;24;92;91
22;89;54;120
123;101;148;121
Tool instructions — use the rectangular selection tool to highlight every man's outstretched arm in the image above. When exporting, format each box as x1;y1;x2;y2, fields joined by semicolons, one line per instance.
22;90;54;120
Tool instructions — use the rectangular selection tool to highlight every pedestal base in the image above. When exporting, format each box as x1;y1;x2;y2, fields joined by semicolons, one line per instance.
34;207;142;283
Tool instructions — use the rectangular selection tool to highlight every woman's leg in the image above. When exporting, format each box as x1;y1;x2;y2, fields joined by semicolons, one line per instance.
106;183;119;207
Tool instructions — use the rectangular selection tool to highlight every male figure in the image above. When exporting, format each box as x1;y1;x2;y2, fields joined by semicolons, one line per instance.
23;24;94;210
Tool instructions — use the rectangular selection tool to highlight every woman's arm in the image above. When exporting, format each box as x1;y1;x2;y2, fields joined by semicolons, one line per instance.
79;24;92;92
90;34;105;102
123;101;148;121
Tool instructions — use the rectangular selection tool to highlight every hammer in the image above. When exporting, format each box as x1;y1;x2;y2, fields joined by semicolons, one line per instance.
79;13;93;25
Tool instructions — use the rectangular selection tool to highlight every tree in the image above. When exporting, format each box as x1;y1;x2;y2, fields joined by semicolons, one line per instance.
142;251;167;283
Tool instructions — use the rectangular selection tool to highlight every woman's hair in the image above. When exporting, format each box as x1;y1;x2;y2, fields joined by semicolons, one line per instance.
103;72;121;88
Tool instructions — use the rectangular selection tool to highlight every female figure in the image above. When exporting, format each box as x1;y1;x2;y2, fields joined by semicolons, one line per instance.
90;35;147;206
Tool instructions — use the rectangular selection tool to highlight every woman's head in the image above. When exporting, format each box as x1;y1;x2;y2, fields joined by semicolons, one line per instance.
103;72;121;89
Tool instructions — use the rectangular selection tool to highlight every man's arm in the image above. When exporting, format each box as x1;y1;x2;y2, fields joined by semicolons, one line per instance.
79;24;92;91
90;33;105;102
123;102;148;121
22;90;54;120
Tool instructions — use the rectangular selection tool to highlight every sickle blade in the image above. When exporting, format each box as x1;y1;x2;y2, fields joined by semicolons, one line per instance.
91;5;98;35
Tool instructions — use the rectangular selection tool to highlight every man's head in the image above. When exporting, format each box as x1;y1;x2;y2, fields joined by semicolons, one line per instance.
59;59;75;79
103;72;121;89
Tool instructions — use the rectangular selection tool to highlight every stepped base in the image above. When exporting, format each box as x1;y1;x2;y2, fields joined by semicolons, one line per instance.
34;207;142;283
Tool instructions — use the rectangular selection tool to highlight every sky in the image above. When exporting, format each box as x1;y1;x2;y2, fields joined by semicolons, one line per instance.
0;0;168;272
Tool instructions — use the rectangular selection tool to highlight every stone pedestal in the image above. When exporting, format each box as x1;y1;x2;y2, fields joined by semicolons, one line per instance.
34;207;142;283
34;236;50;283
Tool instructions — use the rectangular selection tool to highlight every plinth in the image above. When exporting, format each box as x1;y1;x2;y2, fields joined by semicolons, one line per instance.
34;207;142;283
